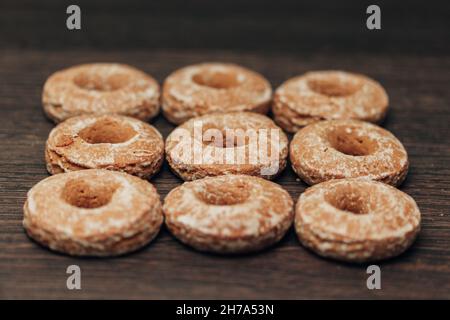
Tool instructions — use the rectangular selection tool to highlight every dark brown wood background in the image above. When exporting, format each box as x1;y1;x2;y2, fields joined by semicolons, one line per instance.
1;0;449;299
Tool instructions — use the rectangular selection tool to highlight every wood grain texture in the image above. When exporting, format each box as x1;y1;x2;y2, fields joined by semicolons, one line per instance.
0;0;449;299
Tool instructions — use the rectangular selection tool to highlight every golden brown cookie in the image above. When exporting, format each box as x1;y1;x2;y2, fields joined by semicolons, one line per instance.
162;63;272;124
295;179;421;262
163;175;294;254
45;114;164;179
165;112;288;180
23;169;163;256
290;119;408;186
273;71;388;132
43;63;160;123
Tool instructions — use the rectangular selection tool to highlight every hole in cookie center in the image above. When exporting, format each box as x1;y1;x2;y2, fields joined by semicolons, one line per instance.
79;119;137;144
73;72;128;91
62;179;119;209
201;125;248;148
195;181;251;205
192;70;240;89
328;127;377;156
325;186;369;215
307;75;362;97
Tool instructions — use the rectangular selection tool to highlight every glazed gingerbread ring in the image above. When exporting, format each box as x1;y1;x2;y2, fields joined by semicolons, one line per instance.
295;179;421;262
45;114;164;179
163;174;294;254
165;112;289;180
273;71;388;132
43;63;160;123
290;119;408;186
23;169;163;256
162;63;272;124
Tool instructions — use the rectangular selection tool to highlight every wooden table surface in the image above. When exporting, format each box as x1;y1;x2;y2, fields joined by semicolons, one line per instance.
0;0;449;299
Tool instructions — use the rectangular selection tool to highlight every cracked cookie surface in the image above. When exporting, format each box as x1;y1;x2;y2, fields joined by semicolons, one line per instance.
163;174;294;254
273;71;388;133
290;119;408;186
295;179;421;262
23;169;163;256
162;62;272;124
45;114;164;179
43;63;160;123
165;112;288;180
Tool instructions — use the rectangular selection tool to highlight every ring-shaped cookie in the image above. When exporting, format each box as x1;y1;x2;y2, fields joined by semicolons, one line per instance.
162;63;272;124
23;169;163;256
43;63;160;123
163;175;294;254
165;112;289;180
273;71;388;132
290;119;408;186
295;179;421;262
45;114;164;179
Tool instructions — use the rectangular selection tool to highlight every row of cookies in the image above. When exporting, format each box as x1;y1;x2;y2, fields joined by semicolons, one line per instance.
43;62;388;131
25;167;420;262
46;110;408;187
